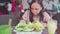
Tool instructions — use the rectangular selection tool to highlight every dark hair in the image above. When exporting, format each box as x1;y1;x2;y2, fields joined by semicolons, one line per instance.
29;0;44;22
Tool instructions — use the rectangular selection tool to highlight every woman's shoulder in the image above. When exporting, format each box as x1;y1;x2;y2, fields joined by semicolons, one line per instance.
24;10;30;14
22;10;30;21
43;12;50;16
43;12;51;21
22;10;30;17
43;12;48;15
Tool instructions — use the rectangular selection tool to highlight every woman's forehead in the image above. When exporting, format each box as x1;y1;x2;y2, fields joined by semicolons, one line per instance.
31;2;42;8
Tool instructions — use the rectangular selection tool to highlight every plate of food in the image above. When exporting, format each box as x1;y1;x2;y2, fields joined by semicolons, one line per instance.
14;21;45;34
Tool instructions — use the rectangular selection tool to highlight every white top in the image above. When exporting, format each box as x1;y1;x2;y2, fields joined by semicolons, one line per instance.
7;3;12;11
22;0;29;9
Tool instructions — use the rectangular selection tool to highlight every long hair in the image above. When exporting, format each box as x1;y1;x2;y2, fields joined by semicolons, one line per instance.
29;0;44;22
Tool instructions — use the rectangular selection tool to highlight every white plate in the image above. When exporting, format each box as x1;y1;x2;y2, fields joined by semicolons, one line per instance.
13;30;43;34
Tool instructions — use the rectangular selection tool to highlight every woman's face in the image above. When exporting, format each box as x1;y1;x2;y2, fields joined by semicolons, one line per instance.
31;2;42;15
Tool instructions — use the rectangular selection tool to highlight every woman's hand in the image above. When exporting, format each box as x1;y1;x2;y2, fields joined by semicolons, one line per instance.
19;19;26;22
41;23;48;28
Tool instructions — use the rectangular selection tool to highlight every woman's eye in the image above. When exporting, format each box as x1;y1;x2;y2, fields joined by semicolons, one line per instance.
31;8;38;10
35;8;38;10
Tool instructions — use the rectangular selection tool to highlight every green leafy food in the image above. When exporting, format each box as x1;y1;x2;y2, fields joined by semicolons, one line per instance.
24;27;33;32
17;22;27;27
15;27;23;31
15;21;45;32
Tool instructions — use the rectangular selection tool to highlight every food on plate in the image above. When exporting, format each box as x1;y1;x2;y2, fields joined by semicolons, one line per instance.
15;21;45;32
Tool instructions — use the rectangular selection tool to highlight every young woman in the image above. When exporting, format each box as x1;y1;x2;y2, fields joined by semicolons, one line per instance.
20;0;51;27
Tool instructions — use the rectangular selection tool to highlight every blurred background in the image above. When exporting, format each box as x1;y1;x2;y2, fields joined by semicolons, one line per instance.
0;0;60;34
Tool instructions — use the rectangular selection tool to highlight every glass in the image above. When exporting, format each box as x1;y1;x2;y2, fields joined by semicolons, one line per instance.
0;18;12;34
48;19;57;34
0;25;12;34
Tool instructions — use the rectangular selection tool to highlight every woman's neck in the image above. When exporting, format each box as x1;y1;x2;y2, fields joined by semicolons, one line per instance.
33;15;39;22
33;15;39;18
